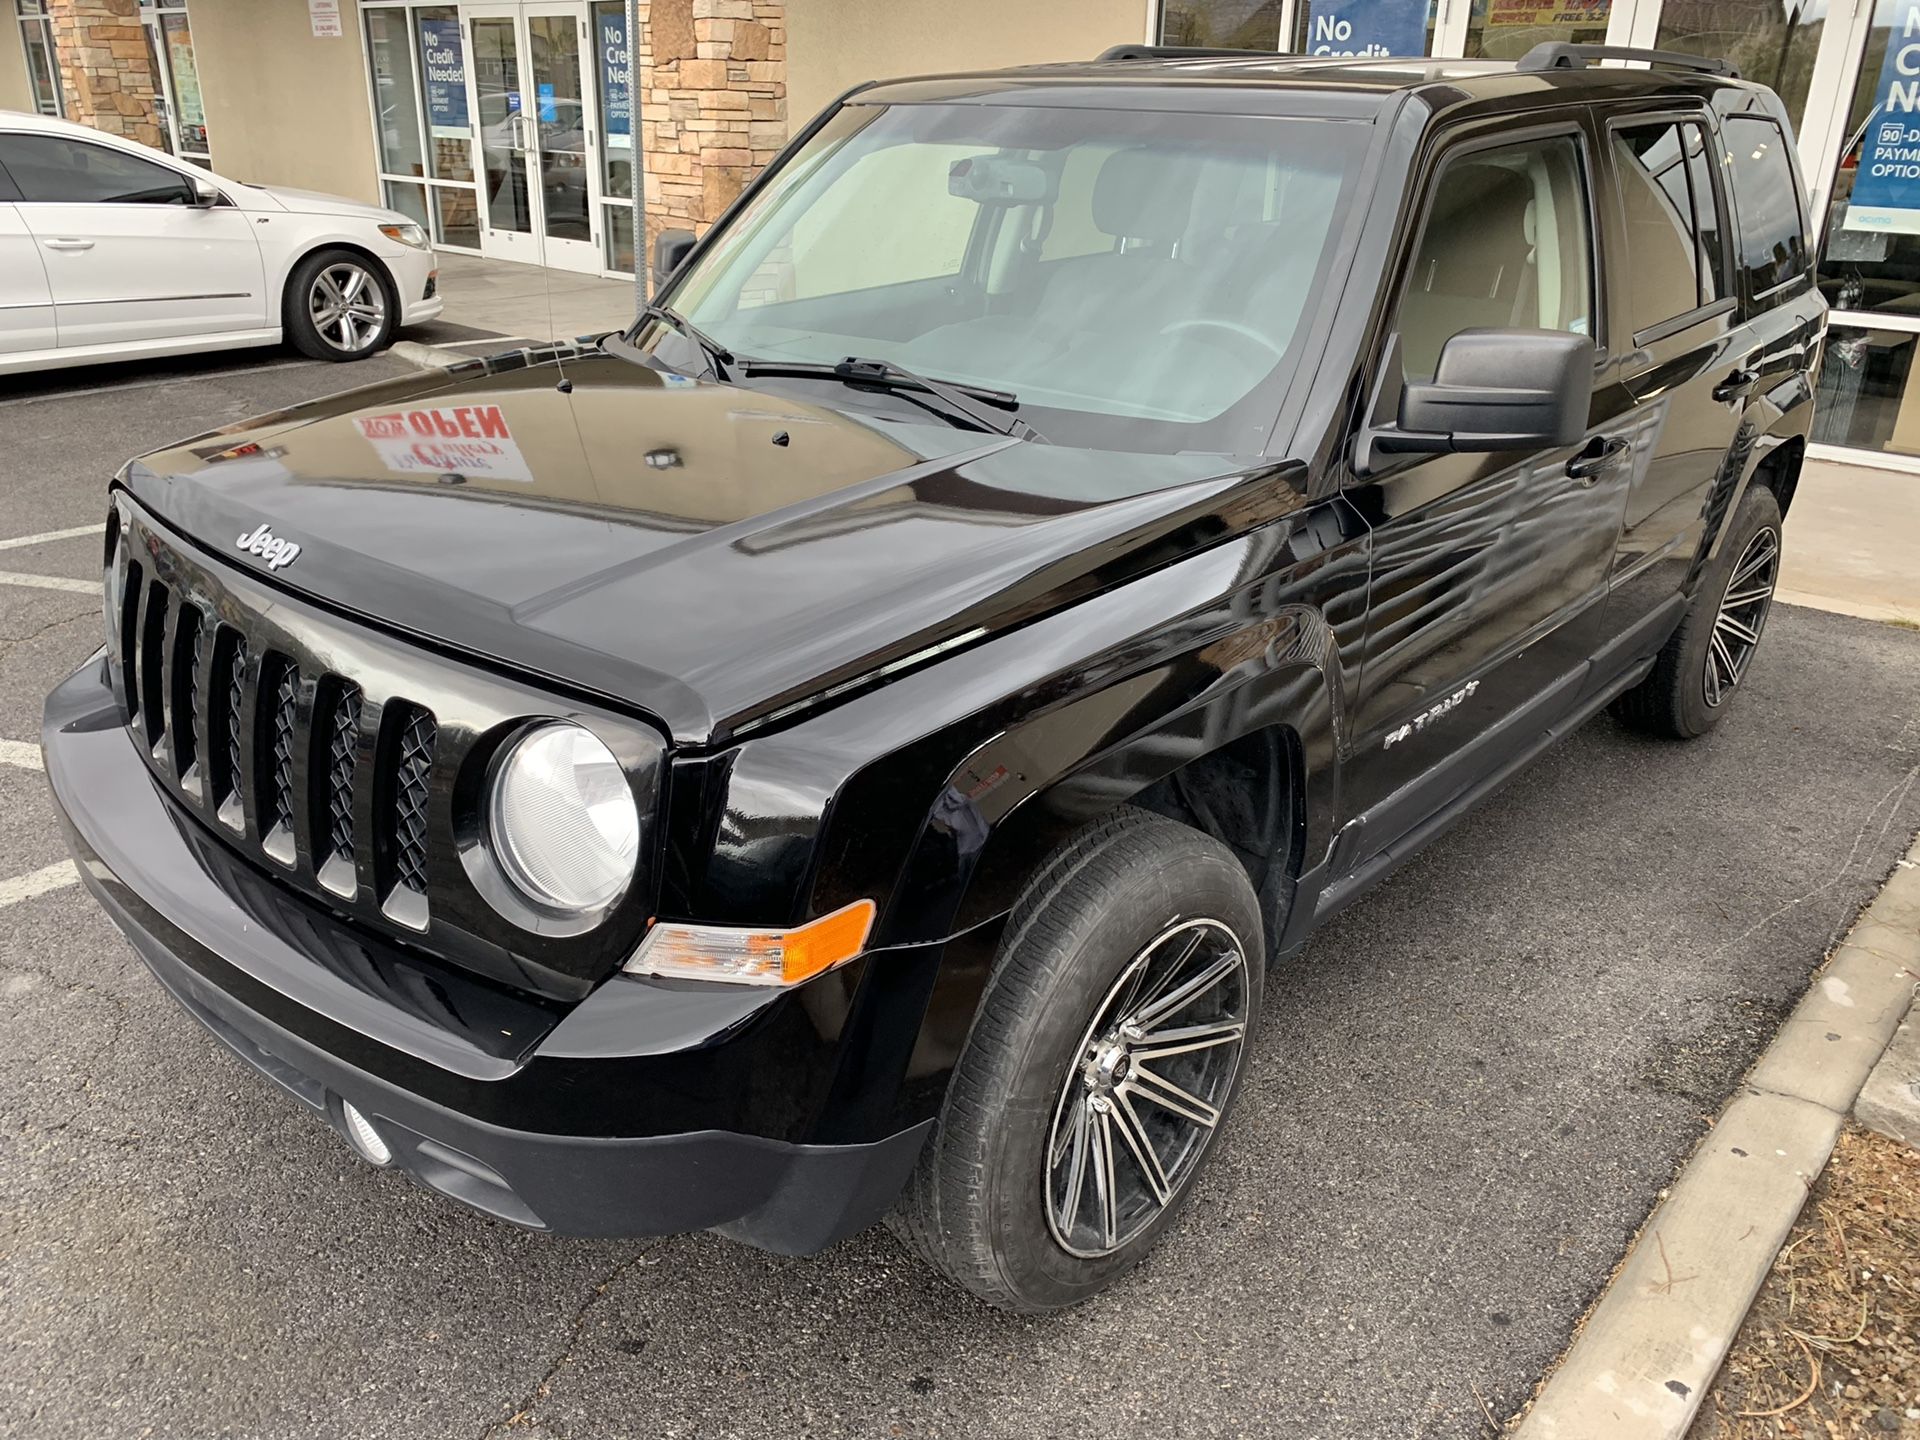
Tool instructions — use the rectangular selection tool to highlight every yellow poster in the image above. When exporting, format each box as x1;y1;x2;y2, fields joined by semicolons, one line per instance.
1485;0;1610;25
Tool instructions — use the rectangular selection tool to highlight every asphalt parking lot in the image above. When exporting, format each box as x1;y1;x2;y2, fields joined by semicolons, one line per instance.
2;352;1918;1440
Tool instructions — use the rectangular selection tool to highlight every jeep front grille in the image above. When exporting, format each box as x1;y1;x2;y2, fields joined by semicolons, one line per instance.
101;495;666;998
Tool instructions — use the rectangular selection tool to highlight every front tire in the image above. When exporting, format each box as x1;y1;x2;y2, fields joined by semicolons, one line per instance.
284;248;397;362
889;809;1264;1312
1613;485;1784;739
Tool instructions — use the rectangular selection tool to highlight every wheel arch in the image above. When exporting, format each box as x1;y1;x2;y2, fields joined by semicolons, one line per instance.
275;240;400;334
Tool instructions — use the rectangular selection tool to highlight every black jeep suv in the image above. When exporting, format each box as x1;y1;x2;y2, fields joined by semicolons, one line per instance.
44;43;1824;1312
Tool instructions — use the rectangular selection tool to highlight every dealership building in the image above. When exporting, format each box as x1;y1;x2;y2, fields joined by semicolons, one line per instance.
3;0;1919;472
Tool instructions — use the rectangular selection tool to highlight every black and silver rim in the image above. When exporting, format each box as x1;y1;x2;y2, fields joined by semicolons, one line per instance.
1705;526;1780;708
1043;918;1250;1260
309;262;386;353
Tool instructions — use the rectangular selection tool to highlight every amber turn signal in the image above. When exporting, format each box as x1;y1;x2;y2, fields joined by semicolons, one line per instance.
623;898;877;987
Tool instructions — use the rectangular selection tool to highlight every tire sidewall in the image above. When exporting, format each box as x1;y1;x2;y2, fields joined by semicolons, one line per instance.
287;249;397;361
974;833;1264;1309
1672;486;1784;736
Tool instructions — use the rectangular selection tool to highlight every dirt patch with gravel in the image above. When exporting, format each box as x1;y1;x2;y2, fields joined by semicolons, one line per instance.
1688;1124;1920;1438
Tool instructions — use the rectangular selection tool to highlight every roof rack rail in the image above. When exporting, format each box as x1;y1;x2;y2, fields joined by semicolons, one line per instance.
1095;43;1265;62
1516;42;1739;79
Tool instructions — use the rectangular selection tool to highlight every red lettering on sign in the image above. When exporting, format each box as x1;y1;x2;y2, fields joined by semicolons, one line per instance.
476;406;509;439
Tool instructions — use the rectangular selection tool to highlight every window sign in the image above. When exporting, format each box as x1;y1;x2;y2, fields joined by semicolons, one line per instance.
418;13;469;137
1846;2;1920;235
599;7;632;149
1306;0;1428;56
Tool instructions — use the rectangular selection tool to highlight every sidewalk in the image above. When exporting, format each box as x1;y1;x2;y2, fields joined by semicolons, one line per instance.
410;251;642;346
1778;458;1920;626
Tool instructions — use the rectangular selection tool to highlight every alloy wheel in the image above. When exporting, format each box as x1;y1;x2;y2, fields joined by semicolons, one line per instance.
1704;526;1780;708
309;263;387;354
1044;917;1250;1259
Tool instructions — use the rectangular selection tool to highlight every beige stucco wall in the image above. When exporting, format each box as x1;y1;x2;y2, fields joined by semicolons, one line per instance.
0;17;37;114
785;0;1151;132
188;0;378;202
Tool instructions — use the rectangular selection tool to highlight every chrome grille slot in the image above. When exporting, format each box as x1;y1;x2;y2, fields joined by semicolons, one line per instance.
210;627;248;833
117;558;143;722
169;603;204;790
378;702;436;931
313;680;362;899
139;579;168;751
258;655;299;867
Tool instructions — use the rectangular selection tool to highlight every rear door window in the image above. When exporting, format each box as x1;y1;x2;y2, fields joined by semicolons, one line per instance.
1610;119;1728;335
1722;115;1809;300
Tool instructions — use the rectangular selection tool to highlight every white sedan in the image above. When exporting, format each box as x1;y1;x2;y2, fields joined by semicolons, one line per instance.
0;109;442;375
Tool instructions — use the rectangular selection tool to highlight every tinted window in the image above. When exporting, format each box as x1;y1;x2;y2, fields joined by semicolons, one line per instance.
1724;116;1808;297
0;134;195;204
1397;134;1594;382
1613;123;1716;328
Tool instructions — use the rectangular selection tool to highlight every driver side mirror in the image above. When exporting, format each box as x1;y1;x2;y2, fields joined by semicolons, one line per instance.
189;175;220;208
1357;328;1595;471
651;228;697;296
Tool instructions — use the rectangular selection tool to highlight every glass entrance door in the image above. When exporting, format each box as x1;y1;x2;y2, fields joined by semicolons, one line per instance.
465;1;603;275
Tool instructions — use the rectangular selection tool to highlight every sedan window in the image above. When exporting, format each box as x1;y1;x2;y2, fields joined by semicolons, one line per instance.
0;133;196;205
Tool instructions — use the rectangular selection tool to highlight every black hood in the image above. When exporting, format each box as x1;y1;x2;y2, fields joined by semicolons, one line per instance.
123;350;1308;743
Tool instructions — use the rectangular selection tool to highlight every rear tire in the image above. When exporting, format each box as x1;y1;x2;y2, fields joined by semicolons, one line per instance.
284;248;397;362
1612;485;1783;739
888;808;1264;1313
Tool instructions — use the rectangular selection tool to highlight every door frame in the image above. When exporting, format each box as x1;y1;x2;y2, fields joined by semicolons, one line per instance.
462;0;604;275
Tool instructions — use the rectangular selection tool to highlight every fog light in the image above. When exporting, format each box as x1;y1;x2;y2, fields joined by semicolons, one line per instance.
341;1100;393;1166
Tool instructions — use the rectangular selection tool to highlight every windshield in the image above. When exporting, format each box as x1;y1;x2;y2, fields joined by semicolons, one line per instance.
655;102;1368;453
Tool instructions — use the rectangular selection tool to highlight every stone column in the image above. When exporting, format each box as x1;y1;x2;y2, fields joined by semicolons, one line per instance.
45;0;164;148
639;0;787;260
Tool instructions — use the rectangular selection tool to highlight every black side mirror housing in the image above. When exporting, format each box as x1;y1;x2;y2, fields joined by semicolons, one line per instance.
651;228;697;295
1361;328;1595;468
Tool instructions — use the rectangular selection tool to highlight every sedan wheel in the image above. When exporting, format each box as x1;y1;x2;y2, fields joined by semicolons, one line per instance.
308;262;388;355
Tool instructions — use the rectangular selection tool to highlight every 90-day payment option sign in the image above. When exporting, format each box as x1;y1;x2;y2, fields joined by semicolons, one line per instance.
1847;2;1920;234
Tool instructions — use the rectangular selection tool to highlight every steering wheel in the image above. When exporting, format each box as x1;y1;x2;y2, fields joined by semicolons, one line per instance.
1156;318;1287;359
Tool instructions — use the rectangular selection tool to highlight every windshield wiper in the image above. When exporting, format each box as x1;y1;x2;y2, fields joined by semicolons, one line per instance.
630;303;735;381
740;356;1045;442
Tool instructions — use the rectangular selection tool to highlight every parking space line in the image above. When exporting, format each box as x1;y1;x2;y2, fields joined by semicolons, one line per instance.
0;861;78;909
0;741;42;771
0;524;103;553
1;358;315;407
0;571;102;595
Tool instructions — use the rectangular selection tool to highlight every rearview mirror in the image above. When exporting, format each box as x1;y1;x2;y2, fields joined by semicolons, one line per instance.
189;175;220;207
651;228;697;295
1365;328;1594;464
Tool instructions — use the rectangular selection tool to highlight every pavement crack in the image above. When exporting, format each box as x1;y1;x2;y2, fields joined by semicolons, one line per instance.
480;1243;658;1438
0;606;94;654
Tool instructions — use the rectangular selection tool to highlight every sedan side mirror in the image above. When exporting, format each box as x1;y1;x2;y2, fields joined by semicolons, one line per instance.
651;227;697;295
189;175;221;207
1361;328;1595;466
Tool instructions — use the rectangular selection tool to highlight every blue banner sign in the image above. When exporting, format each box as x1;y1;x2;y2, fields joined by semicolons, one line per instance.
599;9;632;147
417;14;468;137
1847;2;1920;235
1306;0;1428;58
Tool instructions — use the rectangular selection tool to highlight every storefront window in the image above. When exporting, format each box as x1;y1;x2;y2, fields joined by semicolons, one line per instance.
367;8;425;178
15;0;63;117
138;2;208;163
1296;0;1437;57
1813;324;1920;455
415;6;472;183
592;0;635;271
1816;0;1920;319
1464;0;1610;62
363;2;484;254
1159;0;1284;48
1653;1;1826;139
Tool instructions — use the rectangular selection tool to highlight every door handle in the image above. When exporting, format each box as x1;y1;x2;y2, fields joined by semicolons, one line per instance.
42;238;93;251
1566;436;1629;484
1712;367;1758;403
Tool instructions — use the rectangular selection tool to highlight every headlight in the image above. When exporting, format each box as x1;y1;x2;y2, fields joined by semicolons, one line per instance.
488;722;639;913
379;221;429;250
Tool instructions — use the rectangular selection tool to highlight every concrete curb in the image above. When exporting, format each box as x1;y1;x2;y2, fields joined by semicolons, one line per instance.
1513;843;1920;1440
390;340;470;371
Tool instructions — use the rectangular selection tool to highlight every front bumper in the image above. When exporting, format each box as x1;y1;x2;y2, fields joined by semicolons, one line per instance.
43;655;930;1253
